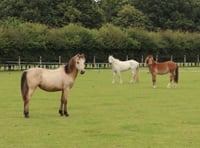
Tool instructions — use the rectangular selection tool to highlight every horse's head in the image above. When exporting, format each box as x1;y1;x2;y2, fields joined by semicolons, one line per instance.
65;54;86;74
145;55;154;65
108;55;114;63
75;54;86;74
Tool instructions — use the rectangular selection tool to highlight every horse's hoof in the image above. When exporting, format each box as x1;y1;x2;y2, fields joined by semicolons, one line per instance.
167;83;171;88
24;114;29;118
59;110;63;116
64;111;69;117
24;111;29;118
24;115;29;118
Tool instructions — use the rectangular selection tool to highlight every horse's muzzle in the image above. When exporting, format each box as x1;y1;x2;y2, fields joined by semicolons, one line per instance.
80;70;85;74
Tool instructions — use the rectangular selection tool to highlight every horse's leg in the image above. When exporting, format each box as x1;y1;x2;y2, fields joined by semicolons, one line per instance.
59;90;64;116
63;89;69;116
59;99;63;116
24;96;30;118
112;71;116;84
130;69;136;83
59;89;69;117
167;72;173;88
152;74;156;88
23;87;35;118
118;71;123;84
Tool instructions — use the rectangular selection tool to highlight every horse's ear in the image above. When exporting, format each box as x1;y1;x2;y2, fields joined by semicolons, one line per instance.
76;53;80;58
80;54;85;58
76;53;85;58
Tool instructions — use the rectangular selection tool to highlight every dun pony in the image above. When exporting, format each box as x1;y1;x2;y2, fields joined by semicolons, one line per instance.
21;54;86;118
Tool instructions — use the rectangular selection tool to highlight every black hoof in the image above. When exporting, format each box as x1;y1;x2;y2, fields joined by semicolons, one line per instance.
64;111;69;117
24;111;29;118
59;110;63;116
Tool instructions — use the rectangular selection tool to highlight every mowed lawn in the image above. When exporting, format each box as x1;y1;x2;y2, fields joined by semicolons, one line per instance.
0;68;200;148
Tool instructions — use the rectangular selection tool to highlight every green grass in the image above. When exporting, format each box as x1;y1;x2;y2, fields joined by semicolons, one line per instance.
0;68;200;148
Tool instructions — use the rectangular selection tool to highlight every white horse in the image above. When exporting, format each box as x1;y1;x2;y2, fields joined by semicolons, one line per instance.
108;55;139;84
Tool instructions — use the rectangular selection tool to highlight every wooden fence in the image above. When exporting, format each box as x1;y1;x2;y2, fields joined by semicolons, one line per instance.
0;61;200;71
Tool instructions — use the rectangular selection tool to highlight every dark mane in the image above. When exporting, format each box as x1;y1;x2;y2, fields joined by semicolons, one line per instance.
64;56;76;73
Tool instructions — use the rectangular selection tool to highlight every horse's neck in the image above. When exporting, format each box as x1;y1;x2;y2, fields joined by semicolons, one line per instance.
113;59;120;63
64;65;78;80
148;61;156;69
72;69;78;78
69;68;78;80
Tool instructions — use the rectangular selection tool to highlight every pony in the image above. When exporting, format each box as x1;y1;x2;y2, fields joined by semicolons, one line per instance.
145;55;178;88
21;54;86;118
108;55;139;84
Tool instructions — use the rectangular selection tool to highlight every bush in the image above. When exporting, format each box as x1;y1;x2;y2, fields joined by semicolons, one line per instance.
0;22;200;63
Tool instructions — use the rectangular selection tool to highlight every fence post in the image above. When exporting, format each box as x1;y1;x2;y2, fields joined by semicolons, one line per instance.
39;56;42;67
156;55;158;62
59;56;61;65
93;56;96;68
18;56;21;70
183;55;186;67
126;55;128;60
170;55;173;61
141;55;144;67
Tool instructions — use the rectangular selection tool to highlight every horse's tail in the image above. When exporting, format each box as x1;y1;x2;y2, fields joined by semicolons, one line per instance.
174;65;179;83
135;65;139;82
21;71;28;101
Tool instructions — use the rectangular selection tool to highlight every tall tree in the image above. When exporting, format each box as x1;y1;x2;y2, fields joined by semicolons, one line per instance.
132;0;200;31
0;0;104;28
97;0;126;23
114;4;152;29
73;0;104;28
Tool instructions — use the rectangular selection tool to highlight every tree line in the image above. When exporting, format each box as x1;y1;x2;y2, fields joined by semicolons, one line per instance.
1;0;200;31
0;0;200;62
1;22;200;63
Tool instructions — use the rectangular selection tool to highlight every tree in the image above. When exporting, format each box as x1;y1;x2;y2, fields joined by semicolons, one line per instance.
73;0;104;28
97;0;126;23
132;0;200;31
0;0;104;28
114;4;152;29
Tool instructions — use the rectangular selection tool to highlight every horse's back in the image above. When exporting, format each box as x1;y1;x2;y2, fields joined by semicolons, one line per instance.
129;60;139;69
154;61;177;74
25;68;43;87
168;61;177;70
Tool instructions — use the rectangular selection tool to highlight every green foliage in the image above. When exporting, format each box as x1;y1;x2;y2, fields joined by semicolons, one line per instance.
46;24;98;61
133;0;200;31
1;22;200;62
115;4;151;29
1;0;200;31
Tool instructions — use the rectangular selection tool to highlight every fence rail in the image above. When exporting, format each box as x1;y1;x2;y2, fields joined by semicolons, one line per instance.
0;61;200;71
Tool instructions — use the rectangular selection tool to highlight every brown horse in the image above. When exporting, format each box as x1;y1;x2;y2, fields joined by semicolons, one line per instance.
145;55;178;88
21;54;86;118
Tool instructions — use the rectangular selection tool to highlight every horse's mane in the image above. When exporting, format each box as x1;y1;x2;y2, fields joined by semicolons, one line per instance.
64;55;76;73
109;55;120;63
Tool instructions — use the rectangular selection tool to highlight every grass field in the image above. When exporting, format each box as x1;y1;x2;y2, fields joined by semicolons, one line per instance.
0;68;200;148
